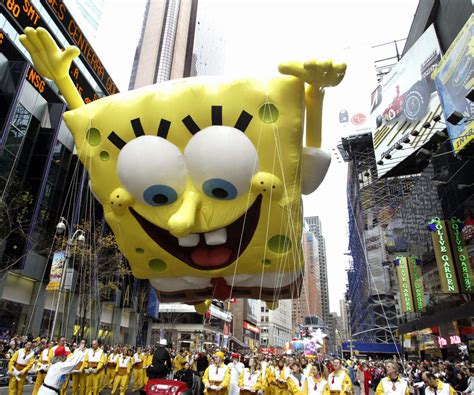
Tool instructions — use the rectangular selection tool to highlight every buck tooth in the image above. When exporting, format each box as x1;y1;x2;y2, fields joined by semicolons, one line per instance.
178;234;200;247
204;228;227;245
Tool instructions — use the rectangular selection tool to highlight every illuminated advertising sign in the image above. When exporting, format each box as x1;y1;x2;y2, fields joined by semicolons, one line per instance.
243;321;260;334
430;218;459;293
432;15;473;154
39;0;119;96
1;0;101;103
371;25;443;177
447;217;474;294
407;256;425;312
394;256;414;313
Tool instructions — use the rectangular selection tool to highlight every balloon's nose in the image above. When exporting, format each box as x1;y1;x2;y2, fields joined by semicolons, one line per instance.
168;190;201;237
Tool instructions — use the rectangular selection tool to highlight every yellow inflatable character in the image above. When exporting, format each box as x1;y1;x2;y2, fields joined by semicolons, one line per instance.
20;27;345;310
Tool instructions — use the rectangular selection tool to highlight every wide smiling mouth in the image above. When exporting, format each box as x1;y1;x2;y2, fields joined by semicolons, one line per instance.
129;195;262;270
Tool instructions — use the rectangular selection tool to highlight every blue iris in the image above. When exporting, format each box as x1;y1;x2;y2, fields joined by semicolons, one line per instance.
143;185;178;206
202;178;238;200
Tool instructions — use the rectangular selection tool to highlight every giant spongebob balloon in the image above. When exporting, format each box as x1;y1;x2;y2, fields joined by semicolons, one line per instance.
20;28;346;310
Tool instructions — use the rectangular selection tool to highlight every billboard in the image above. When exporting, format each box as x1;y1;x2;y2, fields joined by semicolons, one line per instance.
371;25;443;177
394;256;414;313
46;251;66;291
429;218;460;293
407;256;425;312
432;15;473;154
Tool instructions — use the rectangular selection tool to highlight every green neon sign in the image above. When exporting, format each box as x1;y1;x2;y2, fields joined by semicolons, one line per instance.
408;256;425;312
448;218;474;294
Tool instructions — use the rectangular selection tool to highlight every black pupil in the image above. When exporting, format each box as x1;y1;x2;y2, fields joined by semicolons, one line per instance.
152;194;168;204
212;188;228;199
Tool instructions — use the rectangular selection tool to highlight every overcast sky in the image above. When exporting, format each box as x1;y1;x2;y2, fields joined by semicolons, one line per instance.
87;0;420;315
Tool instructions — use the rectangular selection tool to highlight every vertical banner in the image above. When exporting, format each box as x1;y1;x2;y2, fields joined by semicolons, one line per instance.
394;256;414;313
407;256;425;312
46;251;66;291
447;218;474;293
430;218;460;293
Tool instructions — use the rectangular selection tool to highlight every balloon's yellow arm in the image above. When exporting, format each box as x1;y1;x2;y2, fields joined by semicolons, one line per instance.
279;60;346;149
19;27;84;110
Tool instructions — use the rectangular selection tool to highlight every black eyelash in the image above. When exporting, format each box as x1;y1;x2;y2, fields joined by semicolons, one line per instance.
234;110;253;132
131;118;145;137
108;132;126;149
182;115;201;135
157;119;171;139
212;106;223;126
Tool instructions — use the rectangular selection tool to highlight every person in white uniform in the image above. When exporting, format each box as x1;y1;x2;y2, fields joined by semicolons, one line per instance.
228;353;244;395
38;344;86;395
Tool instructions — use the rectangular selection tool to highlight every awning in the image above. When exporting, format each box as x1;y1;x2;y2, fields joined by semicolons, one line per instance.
341;341;401;354
229;337;250;350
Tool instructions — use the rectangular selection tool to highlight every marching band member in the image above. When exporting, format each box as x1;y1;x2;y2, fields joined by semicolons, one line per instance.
105;346;120;389
203;351;230;395
421;371;456;395
83;340;105;395
239;358;263;395
288;363;306;395
7;341;35;395
71;340;87;395
305;364;329;395
272;359;289;395
228;353;245;395
143;347;153;386
33;341;53;395
375;362;410;395
132;346;145;391
327;359;352;395
38;344;86;395
112;348;133;395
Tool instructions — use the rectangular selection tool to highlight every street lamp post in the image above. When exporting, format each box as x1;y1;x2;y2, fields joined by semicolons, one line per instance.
50;217;85;341
347;300;353;359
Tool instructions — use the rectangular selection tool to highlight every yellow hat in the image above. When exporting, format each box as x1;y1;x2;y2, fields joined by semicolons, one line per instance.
214;351;225;359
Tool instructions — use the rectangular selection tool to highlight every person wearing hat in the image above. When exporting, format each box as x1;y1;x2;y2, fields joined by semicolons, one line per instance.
7;340;35;395
33;341;54;395
203;351;230;395
375;362;409;395
228;353;244;395
48;338;71;395
147;339;172;379
38;343;86;395
83;340;105;395
112;347;133;395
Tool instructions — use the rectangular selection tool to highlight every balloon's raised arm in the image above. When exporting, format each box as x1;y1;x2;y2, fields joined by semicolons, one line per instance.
19;27;84;110
279;59;346;148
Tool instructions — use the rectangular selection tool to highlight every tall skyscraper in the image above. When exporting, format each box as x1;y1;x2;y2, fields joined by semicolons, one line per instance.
305;216;330;324
129;0;198;89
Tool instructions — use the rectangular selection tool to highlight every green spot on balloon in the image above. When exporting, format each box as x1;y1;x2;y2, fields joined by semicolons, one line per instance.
262;259;272;266
135;248;144;254
86;128;101;146
149;259;167;272
268;235;292;253
100;151;110;161
259;103;279;124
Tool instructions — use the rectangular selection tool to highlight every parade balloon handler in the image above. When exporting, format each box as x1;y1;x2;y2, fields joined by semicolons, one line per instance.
37;343;86;395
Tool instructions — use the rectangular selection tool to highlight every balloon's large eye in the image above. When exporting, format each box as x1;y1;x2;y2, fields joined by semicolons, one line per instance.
184;126;259;200
117;136;186;206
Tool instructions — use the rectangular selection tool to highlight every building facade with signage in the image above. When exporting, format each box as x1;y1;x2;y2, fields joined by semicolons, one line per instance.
0;0;147;345
259;299;292;350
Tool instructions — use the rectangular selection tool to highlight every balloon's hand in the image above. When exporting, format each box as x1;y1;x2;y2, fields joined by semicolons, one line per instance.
278;59;346;90
19;27;79;82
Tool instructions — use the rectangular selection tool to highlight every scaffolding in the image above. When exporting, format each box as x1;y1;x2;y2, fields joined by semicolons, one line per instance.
340;133;419;343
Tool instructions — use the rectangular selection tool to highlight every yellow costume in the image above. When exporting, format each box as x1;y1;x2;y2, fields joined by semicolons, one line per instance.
173;354;188;373
143;352;153;385
106;352;120;388
288;374;306;395
423;380;455;395
112;355;132;395
374;376;412;395
203;362;231;395
32;348;50;395
71;359;86;395
327;370;352;395
8;348;35;395
84;348;105;395
239;368;263;394
132;352;145;391
305;376;329;395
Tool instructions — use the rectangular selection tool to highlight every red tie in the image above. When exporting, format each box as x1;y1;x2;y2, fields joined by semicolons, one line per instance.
216;366;219;375
314;382;318;390
332;375;335;385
